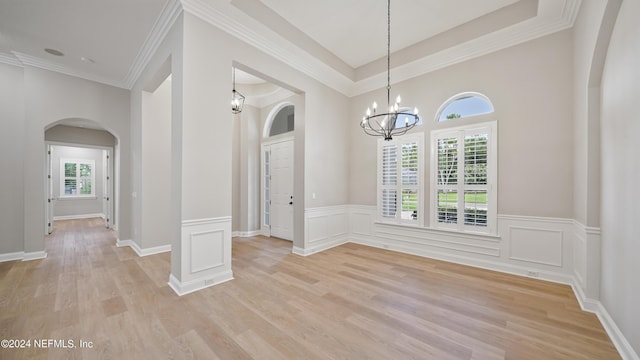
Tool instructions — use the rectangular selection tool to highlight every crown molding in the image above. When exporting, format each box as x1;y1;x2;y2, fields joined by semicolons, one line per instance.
180;0;581;98
352;0;582;96
11;51;126;88
244;86;294;108
1;0;582;97
0;52;22;67
181;0;354;95
123;0;183;89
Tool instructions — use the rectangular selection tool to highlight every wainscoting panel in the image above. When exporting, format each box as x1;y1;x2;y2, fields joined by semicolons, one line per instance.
190;229;224;273
347;207;576;284
169;216;233;296
299;206;349;256
508;226;563;267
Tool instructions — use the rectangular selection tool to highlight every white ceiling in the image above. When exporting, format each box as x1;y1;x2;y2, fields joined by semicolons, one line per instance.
0;0;167;87
259;0;520;68
0;0;581;94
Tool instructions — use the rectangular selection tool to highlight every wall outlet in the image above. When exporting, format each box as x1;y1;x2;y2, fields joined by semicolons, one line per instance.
526;271;540;277
204;278;216;286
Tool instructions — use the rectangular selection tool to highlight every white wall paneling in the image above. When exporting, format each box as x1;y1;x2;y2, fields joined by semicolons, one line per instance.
572;220;602;311
169;217;233;296
508;226;563;267
348;206;576;285
294;206;349;256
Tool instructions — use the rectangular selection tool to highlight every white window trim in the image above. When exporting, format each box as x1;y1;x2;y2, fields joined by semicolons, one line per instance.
60;158;96;199
434;92;494;122
377;132;424;227
430;121;497;234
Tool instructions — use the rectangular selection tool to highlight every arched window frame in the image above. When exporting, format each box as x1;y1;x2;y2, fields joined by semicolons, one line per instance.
263;102;294;138
434;92;494;122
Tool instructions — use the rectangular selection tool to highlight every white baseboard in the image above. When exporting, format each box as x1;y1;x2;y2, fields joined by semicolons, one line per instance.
292;237;348;256
23;251;47;261
53;213;105;221
116;239;171;257
168;271;233;296
0;251;25;263
0;250;48;262
232;230;262;238
595;303;640;360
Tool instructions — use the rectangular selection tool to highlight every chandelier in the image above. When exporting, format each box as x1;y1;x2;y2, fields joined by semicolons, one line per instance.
231;67;245;114
360;0;419;141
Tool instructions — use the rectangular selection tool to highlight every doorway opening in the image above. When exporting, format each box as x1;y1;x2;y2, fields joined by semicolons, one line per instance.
230;65;301;246
44;123;117;235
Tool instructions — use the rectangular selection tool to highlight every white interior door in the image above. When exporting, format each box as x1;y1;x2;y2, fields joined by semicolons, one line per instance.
46;144;53;234
269;140;294;241
103;149;113;229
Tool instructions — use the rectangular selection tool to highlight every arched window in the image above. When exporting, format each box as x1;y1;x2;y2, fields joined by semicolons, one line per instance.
268;104;294;137
435;92;494;122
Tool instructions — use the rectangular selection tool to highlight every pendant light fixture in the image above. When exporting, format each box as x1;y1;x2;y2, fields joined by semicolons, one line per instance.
231;67;245;114
360;0;419;141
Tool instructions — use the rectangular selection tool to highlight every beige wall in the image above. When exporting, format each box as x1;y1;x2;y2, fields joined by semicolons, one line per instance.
600;0;640;353
0;63;25;254
232;103;261;233
49;145;104;218
349;29;574;220
140;76;172;249
45;125;117;148
0;64;131;256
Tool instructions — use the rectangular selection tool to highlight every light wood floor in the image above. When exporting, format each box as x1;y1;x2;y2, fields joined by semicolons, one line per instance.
0;218;620;359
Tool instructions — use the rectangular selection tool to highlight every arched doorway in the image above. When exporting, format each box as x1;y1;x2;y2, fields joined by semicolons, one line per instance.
44;119;119;235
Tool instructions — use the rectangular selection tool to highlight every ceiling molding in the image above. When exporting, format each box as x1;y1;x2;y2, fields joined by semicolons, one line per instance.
123;0;183;89
11;51;126;88
1;0;582;97
0;52;22;67
244;86;295;108
181;0;353;95
180;0;581;98
353;0;582;96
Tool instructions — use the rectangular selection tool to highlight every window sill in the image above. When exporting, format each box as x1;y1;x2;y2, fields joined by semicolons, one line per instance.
374;220;500;240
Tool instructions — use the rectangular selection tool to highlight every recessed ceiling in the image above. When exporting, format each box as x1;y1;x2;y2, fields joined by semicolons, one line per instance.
0;0;580;95
258;0;520;68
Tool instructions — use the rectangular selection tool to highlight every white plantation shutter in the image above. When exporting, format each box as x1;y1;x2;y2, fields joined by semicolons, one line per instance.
378;134;423;225
60;159;95;197
464;133;488;227
381;144;397;219
431;122;496;233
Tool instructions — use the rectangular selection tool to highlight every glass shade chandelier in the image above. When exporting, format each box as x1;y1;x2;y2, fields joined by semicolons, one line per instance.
231;67;245;114
361;0;419;141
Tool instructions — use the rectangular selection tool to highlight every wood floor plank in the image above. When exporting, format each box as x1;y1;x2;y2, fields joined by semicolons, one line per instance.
0;218;621;359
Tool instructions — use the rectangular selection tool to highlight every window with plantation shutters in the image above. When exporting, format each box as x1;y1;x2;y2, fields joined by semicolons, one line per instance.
431;122;496;233
60;159;95;198
377;133;423;225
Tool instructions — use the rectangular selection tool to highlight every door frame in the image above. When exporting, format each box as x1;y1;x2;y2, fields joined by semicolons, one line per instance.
261;136;294;239
45;141;115;232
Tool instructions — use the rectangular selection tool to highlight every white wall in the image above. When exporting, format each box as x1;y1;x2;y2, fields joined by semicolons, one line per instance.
232;103;261;234
0;63;25;255
140;75;172;249
600;0;640;354
50;145;104;218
